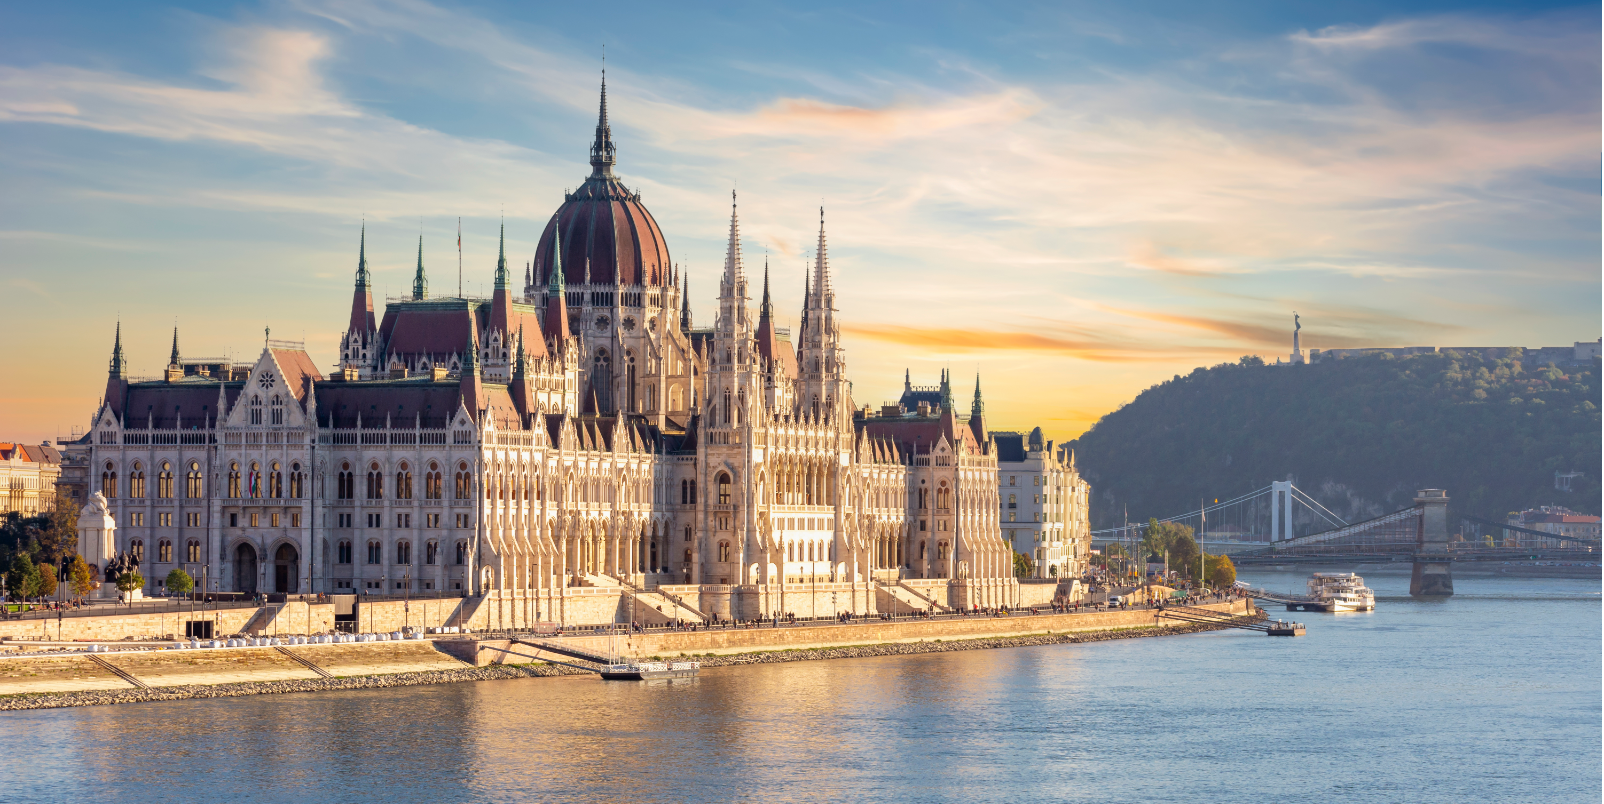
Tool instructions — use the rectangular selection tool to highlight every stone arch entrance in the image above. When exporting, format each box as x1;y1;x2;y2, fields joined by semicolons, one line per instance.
235;543;258;594
273;543;299;594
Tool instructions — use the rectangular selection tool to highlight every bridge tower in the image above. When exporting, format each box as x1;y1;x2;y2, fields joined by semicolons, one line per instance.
1410;489;1454;597
1269;480;1296;542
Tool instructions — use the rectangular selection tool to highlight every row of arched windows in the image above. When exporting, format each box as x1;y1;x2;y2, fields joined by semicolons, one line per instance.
335;538;467;566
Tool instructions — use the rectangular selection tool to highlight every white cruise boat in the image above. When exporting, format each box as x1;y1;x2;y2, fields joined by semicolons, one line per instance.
1307;572;1376;612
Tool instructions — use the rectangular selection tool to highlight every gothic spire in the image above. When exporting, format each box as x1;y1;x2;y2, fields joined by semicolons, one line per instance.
971;374;985;417
169;326;181;366
356;223;371;289
813;207;830;300
939;368;953;410
494;220;508;290
512;324;528;380
109;321;126;378
722;190;743;288
412;235;428;300
589;68;616;177
680;273;692;333
546;215;566;293
760;256;773;321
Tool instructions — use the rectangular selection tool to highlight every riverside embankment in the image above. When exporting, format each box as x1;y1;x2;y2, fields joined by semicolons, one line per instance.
0;600;1252;710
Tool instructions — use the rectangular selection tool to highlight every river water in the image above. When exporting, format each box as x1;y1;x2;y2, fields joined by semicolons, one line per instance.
2;571;1597;803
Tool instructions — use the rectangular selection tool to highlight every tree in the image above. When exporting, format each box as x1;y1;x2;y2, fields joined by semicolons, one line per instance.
34;499;78;566
1206;555;1237;587
7;552;38;601
1013;551;1035;579
1169;531;1199;576
68;555;93;600
116;571;144;603
30;562;56;600
166;568;194;597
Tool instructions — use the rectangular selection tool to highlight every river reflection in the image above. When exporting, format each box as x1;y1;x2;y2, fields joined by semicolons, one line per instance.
2;573;1598;803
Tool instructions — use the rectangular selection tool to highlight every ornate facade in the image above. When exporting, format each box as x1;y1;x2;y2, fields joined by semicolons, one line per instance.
79;79;1082;625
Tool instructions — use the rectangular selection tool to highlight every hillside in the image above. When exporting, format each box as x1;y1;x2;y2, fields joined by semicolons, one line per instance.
1067;350;1600;532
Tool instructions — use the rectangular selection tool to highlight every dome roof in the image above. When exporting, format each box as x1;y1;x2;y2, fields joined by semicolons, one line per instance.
532;75;672;289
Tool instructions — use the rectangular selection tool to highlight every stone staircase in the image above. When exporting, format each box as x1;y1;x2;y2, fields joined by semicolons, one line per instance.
589;574;706;623
876;581;952;613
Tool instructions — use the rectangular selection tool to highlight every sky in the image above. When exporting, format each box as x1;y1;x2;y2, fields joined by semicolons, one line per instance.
1;0;1598;446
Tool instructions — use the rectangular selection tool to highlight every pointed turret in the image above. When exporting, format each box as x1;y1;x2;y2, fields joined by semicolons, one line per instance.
938;369;953;411
721;191;744;288
542;215;570;345
490;221;514;343
904;368;911;394
968;373;987;442
679;273;692;334
412;236;428;300
812;206;831;298
717;190;748;335
104;323;128;420
589;69;616;177
165;326;184;381
509;324;533;425
755;257;781;368
348;224;377;335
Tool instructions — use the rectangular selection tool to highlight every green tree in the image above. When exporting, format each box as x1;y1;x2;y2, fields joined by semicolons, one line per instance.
68;555;94;600
165;568;194;597
116;571;144;604
1013;551;1035;579
7;552;38;601
1206;555;1237;587
1169;531;1199;576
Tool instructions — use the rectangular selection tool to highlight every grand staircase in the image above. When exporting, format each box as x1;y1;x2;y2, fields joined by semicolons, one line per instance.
585;574;707;623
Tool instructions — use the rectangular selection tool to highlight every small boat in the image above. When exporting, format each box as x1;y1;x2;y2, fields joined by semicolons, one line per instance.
1307;572;1376;612
599;661;700;680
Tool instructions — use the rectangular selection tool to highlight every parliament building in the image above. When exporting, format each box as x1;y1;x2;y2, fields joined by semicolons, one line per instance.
79;79;1091;625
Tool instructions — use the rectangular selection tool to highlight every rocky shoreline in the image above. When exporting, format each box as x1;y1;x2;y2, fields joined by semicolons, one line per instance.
0;619;1240;712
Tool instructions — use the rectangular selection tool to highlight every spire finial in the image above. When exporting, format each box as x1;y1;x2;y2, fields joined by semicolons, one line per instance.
356;222;371;288
680;272;692;333
760;256;772;318
589;63;616;176
813;206;830;300
971;373;985;417
169;326;181;366
413;235;428;300
513;324;528;380
722;191;743;287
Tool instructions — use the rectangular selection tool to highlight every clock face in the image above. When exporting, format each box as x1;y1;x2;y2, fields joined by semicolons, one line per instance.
258;372;276;390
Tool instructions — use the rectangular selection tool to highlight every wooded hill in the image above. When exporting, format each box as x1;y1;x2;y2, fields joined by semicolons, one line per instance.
1067;350;1600;532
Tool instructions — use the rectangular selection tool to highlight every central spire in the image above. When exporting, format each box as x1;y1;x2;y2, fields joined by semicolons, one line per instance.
589;68;616;177
356;223;371;289
722;190;743;288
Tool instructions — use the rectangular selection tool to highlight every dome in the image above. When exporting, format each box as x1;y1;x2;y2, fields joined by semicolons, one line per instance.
532;76;672;289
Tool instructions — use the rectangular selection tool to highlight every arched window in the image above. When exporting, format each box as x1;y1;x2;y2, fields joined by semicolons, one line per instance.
684;525;692;542
130;539;144;562
426;540;439;565
157;539;173;563
338;461;353;500
248;462;261;498
680;479;689;505
337;540;352;564
396;540;412;565
101;462;117;498
186;539;200;563
156;462;173;499
455;463;470;499
366;540;382;565
289;462;303;499
688;480;696;504
716;472;731;505
366;463;383;500
717;541;730;562
592;349;611;411
228;462;241;498
722;388;732;426
683;548;692;566
938;541;949;561
918;488;928;510
269;461;283;498
249;395;263;425
129;463;146;498
396;463;412;500
270;395;284;425
426;462;442;499
454;541;467;565
736;390;745;425
186;462;203;498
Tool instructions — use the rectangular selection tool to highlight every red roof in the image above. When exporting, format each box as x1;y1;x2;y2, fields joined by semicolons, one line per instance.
270;348;323;401
534;176;671;288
